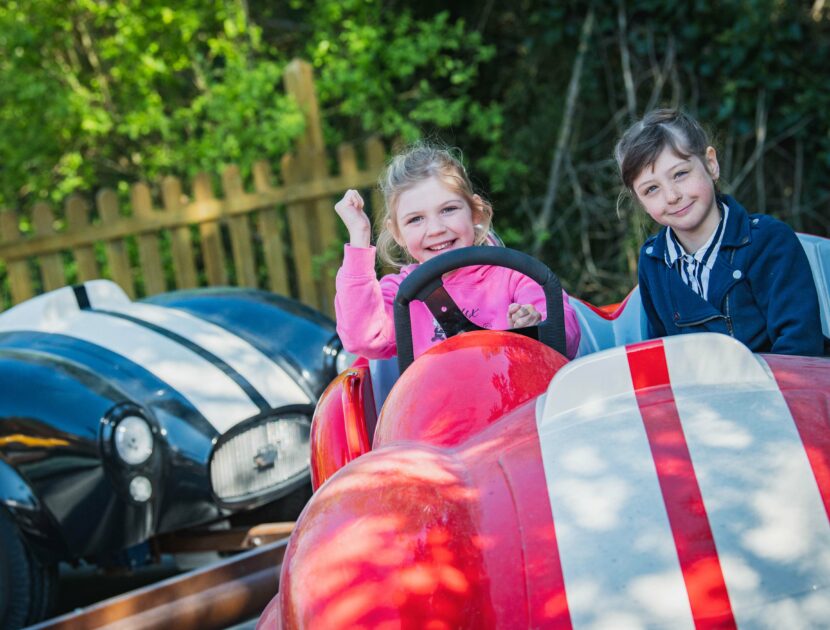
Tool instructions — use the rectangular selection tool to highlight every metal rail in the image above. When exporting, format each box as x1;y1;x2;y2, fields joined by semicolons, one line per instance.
28;538;288;630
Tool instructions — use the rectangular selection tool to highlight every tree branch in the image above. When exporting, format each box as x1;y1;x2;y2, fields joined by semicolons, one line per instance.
532;6;595;256
645;36;675;113
727;89;767;194
617;0;636;117
74;17;115;114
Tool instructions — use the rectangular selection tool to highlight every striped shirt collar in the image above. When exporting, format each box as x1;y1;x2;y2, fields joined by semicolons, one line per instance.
664;202;729;299
664;201;729;268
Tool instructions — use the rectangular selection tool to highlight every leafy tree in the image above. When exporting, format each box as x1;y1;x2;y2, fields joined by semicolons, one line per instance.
258;0;830;301
1;0;828;304
252;0;501;147
0;0;304;210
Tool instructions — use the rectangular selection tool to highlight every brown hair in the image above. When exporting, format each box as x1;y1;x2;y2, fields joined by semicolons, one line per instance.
614;109;715;194
376;142;493;267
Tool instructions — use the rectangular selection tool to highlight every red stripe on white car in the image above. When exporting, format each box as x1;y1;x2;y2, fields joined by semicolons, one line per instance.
764;354;830;523
538;333;830;629
538;344;696;629
626;339;737;629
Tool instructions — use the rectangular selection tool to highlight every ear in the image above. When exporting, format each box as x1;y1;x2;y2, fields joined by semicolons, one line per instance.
705;146;720;182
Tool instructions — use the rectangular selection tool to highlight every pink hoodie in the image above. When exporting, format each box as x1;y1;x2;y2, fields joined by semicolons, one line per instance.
335;245;581;360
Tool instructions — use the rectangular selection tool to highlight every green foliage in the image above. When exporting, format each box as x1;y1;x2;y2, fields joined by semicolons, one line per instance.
405;0;830;302
290;1;499;146
0;0;305;207
1;0;828;305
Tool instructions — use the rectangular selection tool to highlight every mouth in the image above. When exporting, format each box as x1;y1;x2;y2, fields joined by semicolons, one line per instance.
670;202;694;216
426;239;457;252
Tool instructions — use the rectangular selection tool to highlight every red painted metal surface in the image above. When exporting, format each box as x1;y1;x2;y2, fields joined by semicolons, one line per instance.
459;402;573;628
275;330;830;629
279;331;569;629
627;340;737;629
764;353;830;523
374;331;568;448
309;362;377;490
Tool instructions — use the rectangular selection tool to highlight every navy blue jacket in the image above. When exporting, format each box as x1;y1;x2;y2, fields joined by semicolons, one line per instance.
638;195;824;356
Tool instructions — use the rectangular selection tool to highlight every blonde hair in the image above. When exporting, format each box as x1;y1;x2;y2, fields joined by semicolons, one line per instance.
376;143;493;267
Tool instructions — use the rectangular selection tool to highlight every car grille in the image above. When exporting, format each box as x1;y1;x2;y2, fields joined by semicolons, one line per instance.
211;414;310;502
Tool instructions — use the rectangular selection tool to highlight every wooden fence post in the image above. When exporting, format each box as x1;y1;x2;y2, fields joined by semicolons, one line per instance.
0;210;33;303
32;202;66;292
161;176;198;289
66;195;100;282
222;165;258;288
283;59;339;315
252;161;290;296
132;182;166;295
96;189;136;298
366;136;391;276
193;173;228;286
365;137;387;234
280;153;318;307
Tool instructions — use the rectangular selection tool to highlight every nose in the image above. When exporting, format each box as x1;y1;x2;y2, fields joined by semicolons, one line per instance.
425;215;446;236
665;184;681;204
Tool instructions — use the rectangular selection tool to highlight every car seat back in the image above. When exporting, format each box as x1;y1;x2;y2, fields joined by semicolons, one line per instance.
798;233;830;338
369;356;400;415
570;288;649;357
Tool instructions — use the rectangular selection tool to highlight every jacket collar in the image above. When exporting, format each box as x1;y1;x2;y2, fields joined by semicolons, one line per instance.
717;194;751;248
644;194;751;264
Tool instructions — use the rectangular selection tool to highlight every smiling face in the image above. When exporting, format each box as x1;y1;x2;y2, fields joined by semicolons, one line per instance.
632;145;721;253
390;176;482;263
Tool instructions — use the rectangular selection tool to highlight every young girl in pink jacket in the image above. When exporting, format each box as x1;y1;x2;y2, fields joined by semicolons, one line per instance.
334;143;581;360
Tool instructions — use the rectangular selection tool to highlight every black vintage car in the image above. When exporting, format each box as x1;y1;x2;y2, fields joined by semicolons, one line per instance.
0;280;349;628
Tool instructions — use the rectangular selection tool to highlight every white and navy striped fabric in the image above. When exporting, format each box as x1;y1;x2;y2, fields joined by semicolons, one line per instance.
665;203;729;300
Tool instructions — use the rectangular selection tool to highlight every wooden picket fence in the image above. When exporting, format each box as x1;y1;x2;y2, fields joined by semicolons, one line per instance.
0;60;387;316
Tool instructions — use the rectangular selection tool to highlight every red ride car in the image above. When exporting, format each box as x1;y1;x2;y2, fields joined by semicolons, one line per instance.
261;238;830;629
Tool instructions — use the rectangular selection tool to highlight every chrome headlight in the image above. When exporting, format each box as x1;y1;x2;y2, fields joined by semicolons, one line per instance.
129;475;153;502
114;415;154;465
210;408;312;503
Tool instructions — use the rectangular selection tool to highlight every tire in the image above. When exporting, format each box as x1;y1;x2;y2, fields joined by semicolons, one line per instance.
26;551;57;626
0;508;33;630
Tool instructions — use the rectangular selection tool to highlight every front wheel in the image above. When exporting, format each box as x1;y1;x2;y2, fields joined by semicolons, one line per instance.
0;508;55;628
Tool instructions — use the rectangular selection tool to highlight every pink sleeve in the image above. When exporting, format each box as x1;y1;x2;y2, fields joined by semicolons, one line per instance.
334;245;400;359
513;274;582;360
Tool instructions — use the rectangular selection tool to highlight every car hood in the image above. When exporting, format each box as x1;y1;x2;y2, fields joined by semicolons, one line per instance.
0;280;310;435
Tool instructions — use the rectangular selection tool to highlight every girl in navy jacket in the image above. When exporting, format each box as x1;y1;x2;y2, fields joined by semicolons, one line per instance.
614;109;823;356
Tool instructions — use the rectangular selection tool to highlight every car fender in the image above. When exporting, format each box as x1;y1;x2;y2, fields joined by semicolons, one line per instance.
0;347;156;558
0;458;64;560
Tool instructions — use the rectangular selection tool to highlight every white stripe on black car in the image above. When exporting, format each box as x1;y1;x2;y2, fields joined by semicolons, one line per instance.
0;281;309;433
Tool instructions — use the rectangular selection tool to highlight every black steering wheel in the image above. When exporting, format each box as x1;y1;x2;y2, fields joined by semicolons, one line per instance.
394;246;566;373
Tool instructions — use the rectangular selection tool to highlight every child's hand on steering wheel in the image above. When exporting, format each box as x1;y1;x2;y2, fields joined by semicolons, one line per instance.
507;303;541;328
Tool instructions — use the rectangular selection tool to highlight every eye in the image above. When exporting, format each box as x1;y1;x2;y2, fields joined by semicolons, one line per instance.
674;170;688;179
642;185;658;196
405;215;422;225
441;205;460;214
